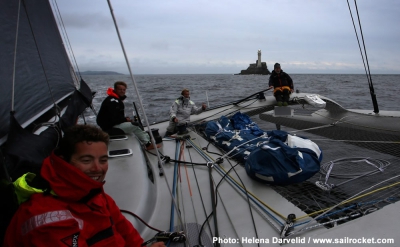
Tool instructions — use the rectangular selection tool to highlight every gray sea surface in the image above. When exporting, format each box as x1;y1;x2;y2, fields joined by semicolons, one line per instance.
79;74;400;125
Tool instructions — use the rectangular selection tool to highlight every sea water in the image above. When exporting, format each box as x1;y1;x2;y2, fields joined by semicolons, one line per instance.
79;74;400;125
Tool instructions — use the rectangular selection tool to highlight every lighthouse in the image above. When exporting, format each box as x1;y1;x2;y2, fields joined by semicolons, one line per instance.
237;50;270;75
257;50;262;67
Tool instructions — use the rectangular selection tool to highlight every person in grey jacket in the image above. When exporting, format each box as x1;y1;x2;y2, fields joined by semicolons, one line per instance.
165;89;207;136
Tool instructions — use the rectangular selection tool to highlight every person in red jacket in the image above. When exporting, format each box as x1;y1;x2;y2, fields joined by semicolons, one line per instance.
3;125;165;247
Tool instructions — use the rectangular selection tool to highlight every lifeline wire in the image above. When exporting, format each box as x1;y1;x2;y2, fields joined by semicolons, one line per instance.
106;0;184;232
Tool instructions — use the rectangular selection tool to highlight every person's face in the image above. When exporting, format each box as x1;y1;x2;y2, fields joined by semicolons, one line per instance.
182;91;190;98
114;85;126;98
69;141;109;183
274;67;281;73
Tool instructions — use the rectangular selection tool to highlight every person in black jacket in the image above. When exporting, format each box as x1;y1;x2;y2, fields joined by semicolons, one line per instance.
268;63;294;106
97;81;154;149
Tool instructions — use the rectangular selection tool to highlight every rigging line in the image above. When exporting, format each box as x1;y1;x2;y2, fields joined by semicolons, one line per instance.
217;159;260;246
295;201;372;228
120;209;163;233
185;139;220;246
318;157;389;179
177;140;191;247
212;164;285;226
182;148;202;245
219;134;266;160
233;88;272;105
192;133;327;227
106;0;165;178
168;140;184;234
170;141;179;231
346;0;369;86
295;180;400;222
187;139;287;221
354;0;376;94
309;139;400;144
312;112;399;133
198;165;239;247
187;135;292;227
11;0;22;112
292;213;362;236
211;173;248;247
106;0;187;234
20;0;59;114
293;197;400;232
290;174;400;237
191;98;260;126
208;162;220;247
187;143;214;244
187;139;285;227
192;105;236;124
349;0;379;113
226;99;261;117
288;113;375;134
215;189;244;247
296;180;400;221
50;0;80;84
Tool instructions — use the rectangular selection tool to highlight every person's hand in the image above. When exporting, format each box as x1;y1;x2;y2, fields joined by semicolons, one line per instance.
149;241;166;247
126;117;131;122
201;103;207;110
290;89;294;93
173;117;179;123
269;86;273;89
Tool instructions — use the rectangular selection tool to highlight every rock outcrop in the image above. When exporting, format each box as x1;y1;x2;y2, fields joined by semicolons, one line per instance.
238;62;270;75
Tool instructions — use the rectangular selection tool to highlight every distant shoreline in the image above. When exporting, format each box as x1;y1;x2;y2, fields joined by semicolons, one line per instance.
79;71;124;75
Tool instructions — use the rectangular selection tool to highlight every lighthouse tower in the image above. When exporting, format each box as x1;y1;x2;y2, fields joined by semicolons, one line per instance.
257;50;262;67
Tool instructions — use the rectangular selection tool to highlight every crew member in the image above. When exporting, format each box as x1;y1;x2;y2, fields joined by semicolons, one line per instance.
268;63;294;106
165;89;206;136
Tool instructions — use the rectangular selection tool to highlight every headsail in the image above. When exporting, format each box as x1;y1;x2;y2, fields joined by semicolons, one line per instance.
0;0;77;144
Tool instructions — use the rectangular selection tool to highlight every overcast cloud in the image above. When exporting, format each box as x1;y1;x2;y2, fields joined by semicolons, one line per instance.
53;0;400;74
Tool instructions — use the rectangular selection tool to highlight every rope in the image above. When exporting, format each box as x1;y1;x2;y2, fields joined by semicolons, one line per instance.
182;144;202;243
316;157;390;191
11;0;22;112
215;159;260;247
50;0;81;85
346;0;379;113
177;140;190;246
187;138;284;229
191;98;260;126
106;0;164;176
289;174;400;238
169;141;180;232
187;145;214;245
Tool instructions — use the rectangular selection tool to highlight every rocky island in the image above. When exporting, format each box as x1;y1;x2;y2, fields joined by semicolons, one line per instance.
237;50;270;75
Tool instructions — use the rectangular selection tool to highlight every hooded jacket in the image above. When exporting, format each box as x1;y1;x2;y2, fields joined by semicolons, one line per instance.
268;70;294;93
3;152;143;247
97;88;127;131
169;96;204;124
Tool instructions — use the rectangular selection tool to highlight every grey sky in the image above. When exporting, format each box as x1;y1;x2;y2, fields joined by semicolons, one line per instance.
53;0;400;74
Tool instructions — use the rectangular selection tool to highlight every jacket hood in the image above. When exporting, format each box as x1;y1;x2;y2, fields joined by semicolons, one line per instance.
107;87;119;99
107;87;126;101
40;152;104;201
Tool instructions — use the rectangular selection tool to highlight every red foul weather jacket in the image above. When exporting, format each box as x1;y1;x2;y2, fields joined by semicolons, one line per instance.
3;152;143;247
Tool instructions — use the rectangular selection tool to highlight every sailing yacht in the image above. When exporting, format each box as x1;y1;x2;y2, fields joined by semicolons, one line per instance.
1;0;399;246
